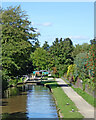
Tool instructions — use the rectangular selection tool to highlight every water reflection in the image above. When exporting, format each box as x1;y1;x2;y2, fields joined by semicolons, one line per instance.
26;85;58;118
1;84;58;119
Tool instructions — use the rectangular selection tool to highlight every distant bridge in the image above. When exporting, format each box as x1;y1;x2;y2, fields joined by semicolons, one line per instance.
17;73;51;85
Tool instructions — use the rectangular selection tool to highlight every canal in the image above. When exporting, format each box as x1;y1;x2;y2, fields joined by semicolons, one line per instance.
1;84;59;119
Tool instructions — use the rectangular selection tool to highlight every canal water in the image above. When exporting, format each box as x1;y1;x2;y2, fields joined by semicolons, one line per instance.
1;84;58;119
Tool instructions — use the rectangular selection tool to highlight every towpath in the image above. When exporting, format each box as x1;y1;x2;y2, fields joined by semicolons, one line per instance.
55;78;95;118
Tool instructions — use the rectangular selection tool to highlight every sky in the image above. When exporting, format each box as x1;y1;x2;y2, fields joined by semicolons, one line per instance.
2;2;94;46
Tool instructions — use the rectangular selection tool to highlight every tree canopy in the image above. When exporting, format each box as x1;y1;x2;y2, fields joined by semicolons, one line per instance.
1;5;95;94
1;5;40;90
49;38;74;76
31;48;49;70
42;41;50;51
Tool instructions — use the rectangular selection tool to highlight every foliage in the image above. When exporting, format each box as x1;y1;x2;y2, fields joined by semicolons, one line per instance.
83;39;96;90
74;52;89;90
73;39;96;91
52;67;57;74
85;40;96;78
2;75;9;92
7;87;20;96
74;52;88;79
72;43;90;58
32;40;41;52
51;67;59;78
31;48;49;70
47;52;55;70
1;5;95;95
67;64;77;82
49;38;74;76
1;5;39;89
67;64;76;77
1;6;39;44
42;41;50;51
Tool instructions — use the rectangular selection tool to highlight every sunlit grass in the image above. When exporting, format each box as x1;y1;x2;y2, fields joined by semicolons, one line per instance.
62;77;96;107
41;80;84;118
72;87;96;107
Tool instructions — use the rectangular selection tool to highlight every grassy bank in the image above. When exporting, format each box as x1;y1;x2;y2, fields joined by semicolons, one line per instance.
41;80;83;118
71;87;96;107
62;77;96;107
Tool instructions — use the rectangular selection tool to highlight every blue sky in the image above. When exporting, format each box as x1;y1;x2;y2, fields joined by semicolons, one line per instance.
2;2;94;46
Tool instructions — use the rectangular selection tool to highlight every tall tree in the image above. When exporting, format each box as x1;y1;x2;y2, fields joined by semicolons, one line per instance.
1;6;40;89
42;41;50;51
49;38;74;76
32;40;40;52
31;48;49;70
72;43;90;58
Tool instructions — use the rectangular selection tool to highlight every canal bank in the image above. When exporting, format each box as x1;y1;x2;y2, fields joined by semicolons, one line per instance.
55;78;95;118
1;84;59;119
40;79;84;118
40;83;63;118
2;77;92;119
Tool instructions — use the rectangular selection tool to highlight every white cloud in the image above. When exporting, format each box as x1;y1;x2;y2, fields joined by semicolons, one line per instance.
42;22;52;26
69;35;91;45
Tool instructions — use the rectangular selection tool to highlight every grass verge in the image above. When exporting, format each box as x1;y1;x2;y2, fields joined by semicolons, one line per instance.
41;80;84;118
62;77;96;107
71;86;96;107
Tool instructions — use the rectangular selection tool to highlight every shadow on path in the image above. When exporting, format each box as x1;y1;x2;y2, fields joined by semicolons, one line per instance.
41;80;71;89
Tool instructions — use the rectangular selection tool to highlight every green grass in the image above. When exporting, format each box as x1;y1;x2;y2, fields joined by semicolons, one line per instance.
72;87;96;107
63;79;96;107
62;77;96;107
41;80;83;118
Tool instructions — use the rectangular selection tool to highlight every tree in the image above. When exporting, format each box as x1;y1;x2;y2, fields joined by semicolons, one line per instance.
74;52;89;90
1;5;40;89
85;39;96;90
42;41;50;51
72;43;90;58
31;48;49;70
49;38;74;76
73;39;96;91
32;40;40;52
1;6;40;44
